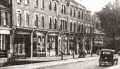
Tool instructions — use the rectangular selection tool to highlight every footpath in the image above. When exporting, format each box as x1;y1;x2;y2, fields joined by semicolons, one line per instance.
1;54;98;69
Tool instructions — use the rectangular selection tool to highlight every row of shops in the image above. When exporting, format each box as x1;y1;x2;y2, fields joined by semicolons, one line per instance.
0;28;93;58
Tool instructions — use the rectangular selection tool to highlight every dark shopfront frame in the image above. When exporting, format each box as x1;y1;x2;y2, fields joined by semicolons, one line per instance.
60;33;69;55
47;32;59;56
13;28;32;58
0;29;10;58
68;33;76;55
33;31;46;57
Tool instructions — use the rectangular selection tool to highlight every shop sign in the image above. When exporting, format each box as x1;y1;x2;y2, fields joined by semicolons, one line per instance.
0;30;10;34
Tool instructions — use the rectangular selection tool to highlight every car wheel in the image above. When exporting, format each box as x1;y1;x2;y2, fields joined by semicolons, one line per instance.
112;62;114;65
99;64;102;66
116;60;118;65
99;62;102;66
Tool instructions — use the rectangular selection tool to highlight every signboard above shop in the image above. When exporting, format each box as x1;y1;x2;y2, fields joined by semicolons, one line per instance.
0;30;10;34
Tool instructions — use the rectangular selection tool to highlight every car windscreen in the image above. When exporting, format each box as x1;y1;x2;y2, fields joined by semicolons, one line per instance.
100;51;113;59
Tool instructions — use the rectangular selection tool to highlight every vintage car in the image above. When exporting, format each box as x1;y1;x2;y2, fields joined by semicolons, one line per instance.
99;49;118;66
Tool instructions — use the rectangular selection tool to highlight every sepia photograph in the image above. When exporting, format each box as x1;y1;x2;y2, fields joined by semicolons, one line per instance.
0;0;120;69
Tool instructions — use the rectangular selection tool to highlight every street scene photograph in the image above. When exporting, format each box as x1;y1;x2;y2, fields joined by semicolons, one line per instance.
0;0;120;69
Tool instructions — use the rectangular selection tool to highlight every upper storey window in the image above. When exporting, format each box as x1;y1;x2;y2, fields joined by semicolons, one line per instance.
24;11;30;27
41;0;45;9
70;8;72;16
61;5;66;14
0;10;9;27
41;15;45;28
49;1;52;10
17;0;22;4
24;0;29;5
54;2;57;12
16;10;22;27
35;0;39;8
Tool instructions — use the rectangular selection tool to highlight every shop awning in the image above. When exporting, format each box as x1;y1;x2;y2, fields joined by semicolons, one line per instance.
0;30;10;34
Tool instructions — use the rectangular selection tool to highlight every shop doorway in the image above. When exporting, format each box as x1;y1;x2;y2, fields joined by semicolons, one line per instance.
48;35;58;56
14;35;31;58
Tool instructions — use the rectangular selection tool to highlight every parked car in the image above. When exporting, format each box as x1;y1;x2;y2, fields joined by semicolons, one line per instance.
99;49;118;66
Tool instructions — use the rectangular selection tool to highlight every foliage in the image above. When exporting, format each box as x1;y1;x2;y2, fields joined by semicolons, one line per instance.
96;3;120;49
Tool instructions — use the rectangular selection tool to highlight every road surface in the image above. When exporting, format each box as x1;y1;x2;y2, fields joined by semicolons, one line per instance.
38;57;120;69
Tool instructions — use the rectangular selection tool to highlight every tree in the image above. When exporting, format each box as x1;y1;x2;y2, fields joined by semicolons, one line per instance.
96;2;120;49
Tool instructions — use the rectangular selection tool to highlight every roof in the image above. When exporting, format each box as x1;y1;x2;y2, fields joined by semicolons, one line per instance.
101;49;115;52
69;0;86;9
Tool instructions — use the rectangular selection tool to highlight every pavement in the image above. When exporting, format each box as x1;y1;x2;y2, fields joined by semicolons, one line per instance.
0;54;98;69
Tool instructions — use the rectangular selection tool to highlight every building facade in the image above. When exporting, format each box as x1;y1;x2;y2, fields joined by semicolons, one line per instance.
0;0;97;59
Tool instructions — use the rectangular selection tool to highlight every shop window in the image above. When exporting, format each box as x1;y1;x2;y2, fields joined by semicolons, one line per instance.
14;39;25;56
37;36;45;55
0;35;6;51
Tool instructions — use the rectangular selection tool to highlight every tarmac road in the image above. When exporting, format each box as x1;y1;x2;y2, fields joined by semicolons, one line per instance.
38;57;120;69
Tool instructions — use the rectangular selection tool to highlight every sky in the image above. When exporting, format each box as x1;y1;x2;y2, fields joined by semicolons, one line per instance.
75;0;113;13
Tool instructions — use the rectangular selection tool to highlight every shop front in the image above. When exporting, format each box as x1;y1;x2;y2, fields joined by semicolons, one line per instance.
68;35;75;55
60;34;69;55
0;29;10;57
33;32;46;57
77;37;83;54
14;29;31;58
47;33;58;56
0;29;10;65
